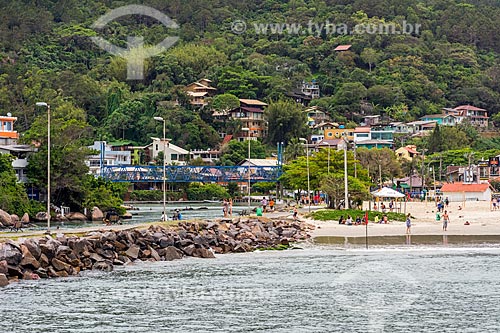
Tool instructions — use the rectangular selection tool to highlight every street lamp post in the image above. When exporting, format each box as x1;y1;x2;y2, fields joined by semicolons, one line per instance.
299;138;311;212
154;117;166;221
241;128;251;210
343;136;349;210
36;102;51;234
326;141;331;174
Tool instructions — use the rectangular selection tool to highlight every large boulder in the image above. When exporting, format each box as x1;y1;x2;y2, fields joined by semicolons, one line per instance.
0;260;7;274
160;246;183;261
20;244;40;270
0;243;22;265
35;212;48;221
0;209;13;226
10;214;19;225
0;274;9;287
66;212;87;221
23;239;42;260
51;258;72;273
124;245;140;259
21;213;30;224
121;212;132;219
91;207;104;221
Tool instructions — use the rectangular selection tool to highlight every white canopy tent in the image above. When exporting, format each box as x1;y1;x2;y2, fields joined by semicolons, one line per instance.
371;187;405;198
371;187;406;214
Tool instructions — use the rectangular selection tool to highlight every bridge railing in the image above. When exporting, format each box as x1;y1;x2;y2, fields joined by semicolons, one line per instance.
101;165;283;183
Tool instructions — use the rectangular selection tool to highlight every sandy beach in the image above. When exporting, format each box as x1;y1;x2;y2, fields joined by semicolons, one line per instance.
310;200;500;237
2;200;499;241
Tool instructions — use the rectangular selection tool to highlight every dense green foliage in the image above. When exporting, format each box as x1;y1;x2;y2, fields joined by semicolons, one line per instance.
82;177;128;214
281;148;372;207
310;209;407;222
2;0;500;213
186;183;229;201
1;0;499;149
0;154;31;216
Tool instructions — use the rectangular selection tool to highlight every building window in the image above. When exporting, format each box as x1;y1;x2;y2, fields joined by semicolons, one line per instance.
171;154;178;161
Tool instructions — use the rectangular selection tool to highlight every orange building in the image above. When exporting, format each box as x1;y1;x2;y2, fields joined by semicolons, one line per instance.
324;128;354;141
0;114;19;145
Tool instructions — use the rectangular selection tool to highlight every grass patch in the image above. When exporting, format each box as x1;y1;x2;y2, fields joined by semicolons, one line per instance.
309;209;407;222
257;244;290;251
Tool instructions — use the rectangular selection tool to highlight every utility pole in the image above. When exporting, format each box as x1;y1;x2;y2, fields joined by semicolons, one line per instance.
344;141;348;209
378;164;382;189
421;149;427;192
439;154;442;181
354;144;357;178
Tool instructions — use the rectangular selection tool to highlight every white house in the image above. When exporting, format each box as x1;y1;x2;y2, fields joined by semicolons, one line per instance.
353;127;371;143
150;139;190;165
440;183;493;202
0;144;34;182
86;141;132;176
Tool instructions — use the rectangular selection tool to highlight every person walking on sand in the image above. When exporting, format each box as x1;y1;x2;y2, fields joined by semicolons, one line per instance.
222;199;228;217
406;213;411;234
293;206;298;220
442;210;450;231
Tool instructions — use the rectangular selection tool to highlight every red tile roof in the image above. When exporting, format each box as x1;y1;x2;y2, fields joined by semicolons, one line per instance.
354;127;370;133
334;44;352;51
221;134;233;145
441;183;491;193
404;147;419;154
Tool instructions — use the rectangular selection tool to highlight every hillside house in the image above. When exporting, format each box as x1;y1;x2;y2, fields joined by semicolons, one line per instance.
229;99;268;141
185;79;217;107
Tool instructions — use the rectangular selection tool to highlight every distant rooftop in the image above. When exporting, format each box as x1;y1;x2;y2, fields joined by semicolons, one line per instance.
239;99;268;106
334;44;352;51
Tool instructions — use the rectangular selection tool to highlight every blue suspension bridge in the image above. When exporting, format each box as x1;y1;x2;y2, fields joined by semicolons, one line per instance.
101;165;283;183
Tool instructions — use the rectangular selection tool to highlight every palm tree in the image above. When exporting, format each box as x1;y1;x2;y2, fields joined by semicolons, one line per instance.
284;138;305;163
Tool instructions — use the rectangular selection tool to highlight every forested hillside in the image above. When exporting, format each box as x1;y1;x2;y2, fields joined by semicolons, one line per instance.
1;0;500;149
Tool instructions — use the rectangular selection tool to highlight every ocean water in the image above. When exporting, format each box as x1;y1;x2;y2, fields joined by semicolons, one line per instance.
1;246;500;332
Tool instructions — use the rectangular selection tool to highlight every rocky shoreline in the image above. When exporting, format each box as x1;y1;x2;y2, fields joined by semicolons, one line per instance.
0;217;314;287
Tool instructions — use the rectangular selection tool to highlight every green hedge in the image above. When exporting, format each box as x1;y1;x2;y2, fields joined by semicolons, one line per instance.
186;183;229;201
310;209;407;222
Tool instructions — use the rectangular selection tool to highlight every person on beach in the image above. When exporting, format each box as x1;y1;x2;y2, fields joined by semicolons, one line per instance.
355;216;362;225
445;197;449;208
229;198;233;216
374;215;380;224
261;197;268;212
222;199;228;217
406;213;411;234
338;215;345;224
269;198;275;211
293;206;298;220
442;210;450;231
346;215;353;225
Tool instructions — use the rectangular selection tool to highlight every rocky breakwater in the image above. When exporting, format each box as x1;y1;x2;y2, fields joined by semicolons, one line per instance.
0;217;313;287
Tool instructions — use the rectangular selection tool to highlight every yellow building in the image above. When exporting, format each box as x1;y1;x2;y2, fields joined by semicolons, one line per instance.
324;128;354;141
395;145;420;161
